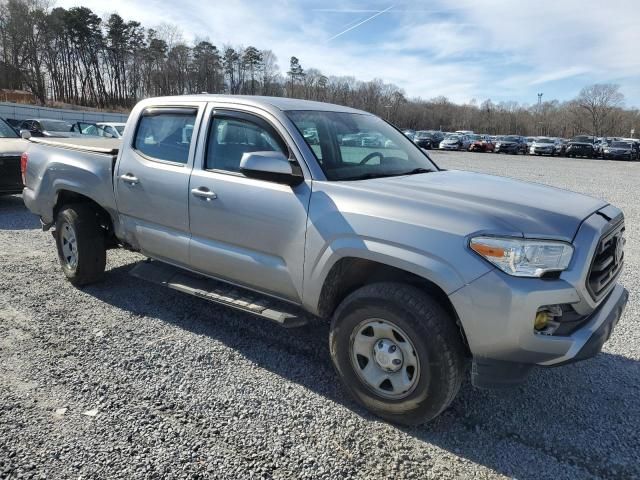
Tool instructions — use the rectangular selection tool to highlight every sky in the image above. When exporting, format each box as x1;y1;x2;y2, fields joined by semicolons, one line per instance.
57;0;640;107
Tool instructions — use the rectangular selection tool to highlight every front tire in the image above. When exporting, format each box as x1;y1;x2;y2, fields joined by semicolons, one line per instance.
55;204;106;286
329;282;466;425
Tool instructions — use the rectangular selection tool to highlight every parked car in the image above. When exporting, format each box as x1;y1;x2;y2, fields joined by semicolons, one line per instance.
468;134;495;152
495;135;527;154
554;138;568;156
602;141;638;161
70;121;104;136
96;122;126;139
414;131;442;149
19;119;78;138
0;117;27;195
566;136;596;158
529;137;557;156
402;129;416;141
439;133;466;150
525;137;535;153
22;95;628;425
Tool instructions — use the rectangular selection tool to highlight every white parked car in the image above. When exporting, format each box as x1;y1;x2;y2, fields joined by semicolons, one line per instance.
96;122;126;139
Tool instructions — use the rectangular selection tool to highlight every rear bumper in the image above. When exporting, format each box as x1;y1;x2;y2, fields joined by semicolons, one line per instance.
0;186;23;195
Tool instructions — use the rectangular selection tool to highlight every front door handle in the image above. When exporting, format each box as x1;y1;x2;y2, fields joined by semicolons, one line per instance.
191;187;217;200
119;173;139;185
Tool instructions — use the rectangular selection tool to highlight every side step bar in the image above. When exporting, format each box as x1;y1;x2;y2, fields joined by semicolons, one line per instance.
129;260;309;328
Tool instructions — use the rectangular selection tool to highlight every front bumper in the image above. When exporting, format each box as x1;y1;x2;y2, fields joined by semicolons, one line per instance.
604;152;633;160
449;206;628;388
495;144;520;153
531;147;554;155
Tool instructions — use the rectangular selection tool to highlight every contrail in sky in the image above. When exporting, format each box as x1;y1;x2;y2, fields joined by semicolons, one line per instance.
327;5;394;41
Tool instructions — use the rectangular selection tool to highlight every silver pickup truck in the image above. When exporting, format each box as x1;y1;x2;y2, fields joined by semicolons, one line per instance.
22;95;628;424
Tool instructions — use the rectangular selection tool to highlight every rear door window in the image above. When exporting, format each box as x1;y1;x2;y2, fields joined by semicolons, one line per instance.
133;108;197;164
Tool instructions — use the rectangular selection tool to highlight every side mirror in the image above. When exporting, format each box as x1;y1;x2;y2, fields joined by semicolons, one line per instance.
240;151;303;186
20;130;31;139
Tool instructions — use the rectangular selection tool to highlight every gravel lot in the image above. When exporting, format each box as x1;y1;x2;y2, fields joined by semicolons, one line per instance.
1;152;639;479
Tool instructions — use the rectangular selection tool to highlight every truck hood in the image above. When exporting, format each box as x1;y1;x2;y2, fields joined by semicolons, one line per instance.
347;170;607;241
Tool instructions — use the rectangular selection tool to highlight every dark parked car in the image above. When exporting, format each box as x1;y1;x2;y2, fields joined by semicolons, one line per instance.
602;141;638;161
413;130;444;149
566;135;596;158
0;118;27;195
495;135;526;154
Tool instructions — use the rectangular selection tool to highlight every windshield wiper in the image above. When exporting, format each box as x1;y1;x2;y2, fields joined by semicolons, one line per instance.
340;168;434;181
399;167;434;175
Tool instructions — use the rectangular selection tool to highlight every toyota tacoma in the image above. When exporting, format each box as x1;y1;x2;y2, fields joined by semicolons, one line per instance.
21;95;629;425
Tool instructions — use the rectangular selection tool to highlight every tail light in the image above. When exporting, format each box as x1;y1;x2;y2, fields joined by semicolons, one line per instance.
20;152;28;185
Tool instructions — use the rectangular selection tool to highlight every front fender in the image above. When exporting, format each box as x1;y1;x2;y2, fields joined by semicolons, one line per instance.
302;234;485;315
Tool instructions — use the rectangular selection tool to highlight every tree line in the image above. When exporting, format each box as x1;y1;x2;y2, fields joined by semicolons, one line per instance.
1;0;638;138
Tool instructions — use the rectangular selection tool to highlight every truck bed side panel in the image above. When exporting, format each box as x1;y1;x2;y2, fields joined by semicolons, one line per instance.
22;142;118;226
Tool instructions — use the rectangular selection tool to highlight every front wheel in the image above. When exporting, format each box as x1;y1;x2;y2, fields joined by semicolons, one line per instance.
329;282;466;425
55;204;106;286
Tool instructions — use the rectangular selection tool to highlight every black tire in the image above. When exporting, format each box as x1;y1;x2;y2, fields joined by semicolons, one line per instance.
55;204;106;286
329;282;466;425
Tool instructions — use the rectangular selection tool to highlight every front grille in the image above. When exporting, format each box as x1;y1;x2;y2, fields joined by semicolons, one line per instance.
587;220;625;300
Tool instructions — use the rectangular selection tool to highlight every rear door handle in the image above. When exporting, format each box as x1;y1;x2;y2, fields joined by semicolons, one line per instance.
119;173;139;185
191;187;217;200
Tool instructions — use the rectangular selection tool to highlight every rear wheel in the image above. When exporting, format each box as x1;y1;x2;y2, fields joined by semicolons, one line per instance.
329;282;466;425
55;204;106;286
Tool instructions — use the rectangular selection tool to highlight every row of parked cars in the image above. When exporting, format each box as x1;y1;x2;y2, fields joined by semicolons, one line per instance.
5;118;126;139
402;130;640;161
0;117;126;197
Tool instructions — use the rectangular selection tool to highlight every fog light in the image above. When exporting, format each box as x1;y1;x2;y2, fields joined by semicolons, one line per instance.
534;311;550;331
534;305;563;335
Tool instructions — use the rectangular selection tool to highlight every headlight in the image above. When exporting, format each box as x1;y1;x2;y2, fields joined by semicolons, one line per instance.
470;236;573;277
604;149;610;153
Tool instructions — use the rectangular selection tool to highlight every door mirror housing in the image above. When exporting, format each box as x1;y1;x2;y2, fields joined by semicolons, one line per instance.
239;151;303;186
20;130;31;139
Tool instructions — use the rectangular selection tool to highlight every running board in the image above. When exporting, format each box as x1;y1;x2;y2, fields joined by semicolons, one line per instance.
129;260;309;328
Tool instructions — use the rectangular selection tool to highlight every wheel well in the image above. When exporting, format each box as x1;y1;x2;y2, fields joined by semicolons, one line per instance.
317;257;470;354
54;191;117;247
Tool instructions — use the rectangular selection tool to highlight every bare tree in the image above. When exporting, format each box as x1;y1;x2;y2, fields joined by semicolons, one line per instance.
576;83;624;136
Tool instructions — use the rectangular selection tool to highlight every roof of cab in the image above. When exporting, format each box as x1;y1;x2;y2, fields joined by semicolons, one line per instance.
139;94;369;115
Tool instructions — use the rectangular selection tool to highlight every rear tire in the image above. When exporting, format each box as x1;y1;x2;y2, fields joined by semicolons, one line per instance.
329;282;466;425
55;204;106;286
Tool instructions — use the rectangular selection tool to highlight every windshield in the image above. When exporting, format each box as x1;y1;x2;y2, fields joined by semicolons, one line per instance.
572;136;592;143
468;134;481;141
287;110;437;181
40;120;73;131
444;134;460;141
0;119;18;138
115;125;125;134
502;136;520;142
610;142;631;148
536;138;554;143
415;131;432;138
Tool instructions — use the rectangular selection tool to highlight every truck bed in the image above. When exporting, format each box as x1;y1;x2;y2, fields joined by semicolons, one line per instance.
29;136;121;155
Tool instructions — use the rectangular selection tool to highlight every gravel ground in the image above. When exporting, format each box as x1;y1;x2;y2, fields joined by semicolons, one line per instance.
1;152;639;480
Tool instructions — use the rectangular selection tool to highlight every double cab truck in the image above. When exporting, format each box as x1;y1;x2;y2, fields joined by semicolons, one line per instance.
21;95;628;424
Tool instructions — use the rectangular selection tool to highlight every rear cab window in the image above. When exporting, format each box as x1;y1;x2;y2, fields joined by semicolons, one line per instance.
133;107;198;164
